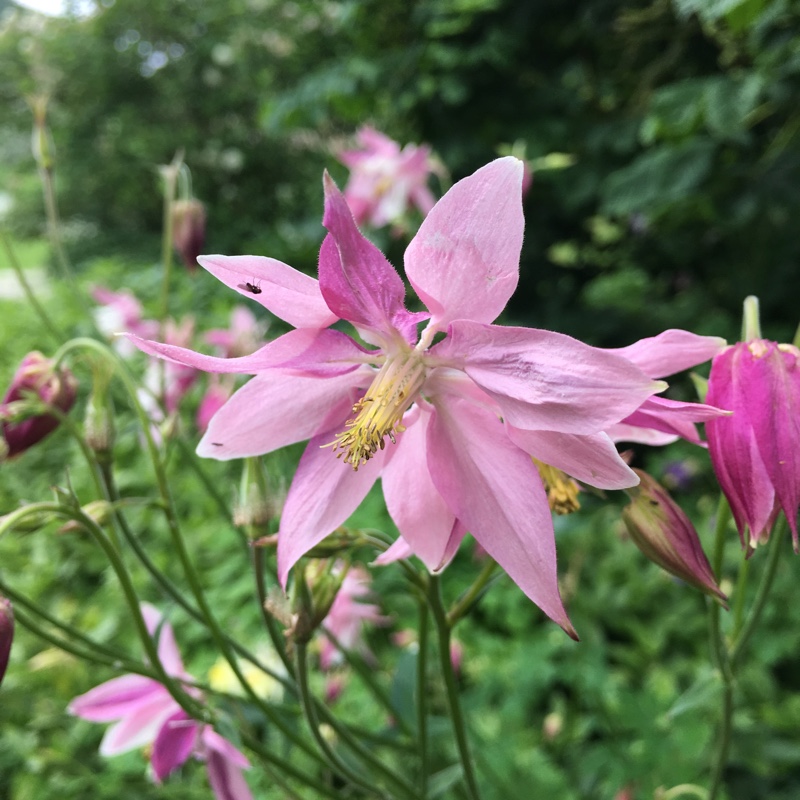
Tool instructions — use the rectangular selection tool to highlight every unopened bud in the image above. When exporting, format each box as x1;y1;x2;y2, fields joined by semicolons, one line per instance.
0;596;13;688
59;500;114;533
171;198;206;270
623;469;727;606
234;457;276;529
1;352;78;459
30;96;56;172
84;360;115;456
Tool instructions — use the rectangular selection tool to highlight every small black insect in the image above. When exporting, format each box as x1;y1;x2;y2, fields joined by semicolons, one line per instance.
237;279;262;295
211;442;223;447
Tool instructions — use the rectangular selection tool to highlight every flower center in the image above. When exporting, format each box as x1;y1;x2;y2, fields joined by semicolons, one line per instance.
325;353;427;470
533;460;581;515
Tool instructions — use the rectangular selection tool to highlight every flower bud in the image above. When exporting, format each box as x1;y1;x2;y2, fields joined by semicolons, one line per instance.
0;596;13;688
30;96;56;173
706;296;800;551
84;360;115;456
171;198;206;270
623;469;727;605
1;352;78;459
234;457;278;530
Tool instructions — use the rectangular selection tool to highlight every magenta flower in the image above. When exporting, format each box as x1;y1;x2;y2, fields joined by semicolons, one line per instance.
1;351;78;458
319;565;389;671
338;126;438;228
172;197;207;271
69;604;252;799
128;157;671;634
706;336;800;551
603;329;728;446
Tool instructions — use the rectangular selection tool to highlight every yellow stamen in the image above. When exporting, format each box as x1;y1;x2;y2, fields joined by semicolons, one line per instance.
325;353;426;470
533;459;581;515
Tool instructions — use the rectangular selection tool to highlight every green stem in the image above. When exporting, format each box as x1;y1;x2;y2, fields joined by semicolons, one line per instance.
447;559;500;627
708;497;732;677
417;595;430;798
159;154;180;326
731;555;751;638
294;642;391;799
0;230;63;342
428;574;482;800
731;519;786;669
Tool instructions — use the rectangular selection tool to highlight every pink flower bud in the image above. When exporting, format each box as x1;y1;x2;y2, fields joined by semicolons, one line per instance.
623;469;727;605
1;352;78;458
0;596;13;687
171;198;206;270
706;334;800;551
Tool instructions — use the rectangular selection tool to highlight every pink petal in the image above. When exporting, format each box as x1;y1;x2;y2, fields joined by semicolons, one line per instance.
617;396;729;446
125;328;368;377
427;397;575;637
320;178;422;343
608;330;727;378
206;749;254;800
381;407;458;570
99;690;180;755
372;535;414;565
197;369;367;460
404;157;524;327
68;674;161;722
151;710;198;782
277;428;388;587
706;346;778;545
156;617;185;677
741;344;800;545
435;321;665;434
202;728;251;770
506;428;638;490
197;254;338;329
140;603;162;636
604;422;680;446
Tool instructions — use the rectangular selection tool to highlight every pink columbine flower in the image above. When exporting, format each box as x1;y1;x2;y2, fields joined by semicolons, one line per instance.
603;330;729;446
338;126;438;229
69;603;252;800
705;298;800;551
1;351;78;459
92;287;158;357
142;317;198;415
319;565;389;671
127;157;677;635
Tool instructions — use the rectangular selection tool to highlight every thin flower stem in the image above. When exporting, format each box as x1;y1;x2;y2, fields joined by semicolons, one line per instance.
428;574;482;800
0;230;63;342
708;497;732;677
707;681;734;800
417;595;430;798
731;519;786;669
294;642;396;800
159;154;180;326
731;555;751;637
447;559;500;627
0;583;153;675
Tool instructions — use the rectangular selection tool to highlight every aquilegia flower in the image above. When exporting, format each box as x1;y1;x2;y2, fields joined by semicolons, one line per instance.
129;157;675;635
705;298;800;551
337;126;438;229
69;603;252;799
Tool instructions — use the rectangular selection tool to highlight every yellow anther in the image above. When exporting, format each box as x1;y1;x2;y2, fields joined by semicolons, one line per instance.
533;459;581;515
324;353;426;470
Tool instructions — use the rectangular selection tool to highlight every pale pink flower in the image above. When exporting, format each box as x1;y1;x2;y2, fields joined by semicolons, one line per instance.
69;604;252;800
127;157;672;635
143;317;198;414
338;126;437;228
603;330;728;446
204;306;265;359
706;337;800;551
319;565;389;671
92;287;158;357
197;378;232;433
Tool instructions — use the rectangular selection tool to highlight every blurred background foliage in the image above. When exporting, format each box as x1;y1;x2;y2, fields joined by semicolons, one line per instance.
2;0;800;798
1;0;798;345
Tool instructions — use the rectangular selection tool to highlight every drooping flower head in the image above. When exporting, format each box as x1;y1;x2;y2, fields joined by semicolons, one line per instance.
1;351;78;459
337;126;438;229
129;157;680;636
69;603;252;800
706;297;800;551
